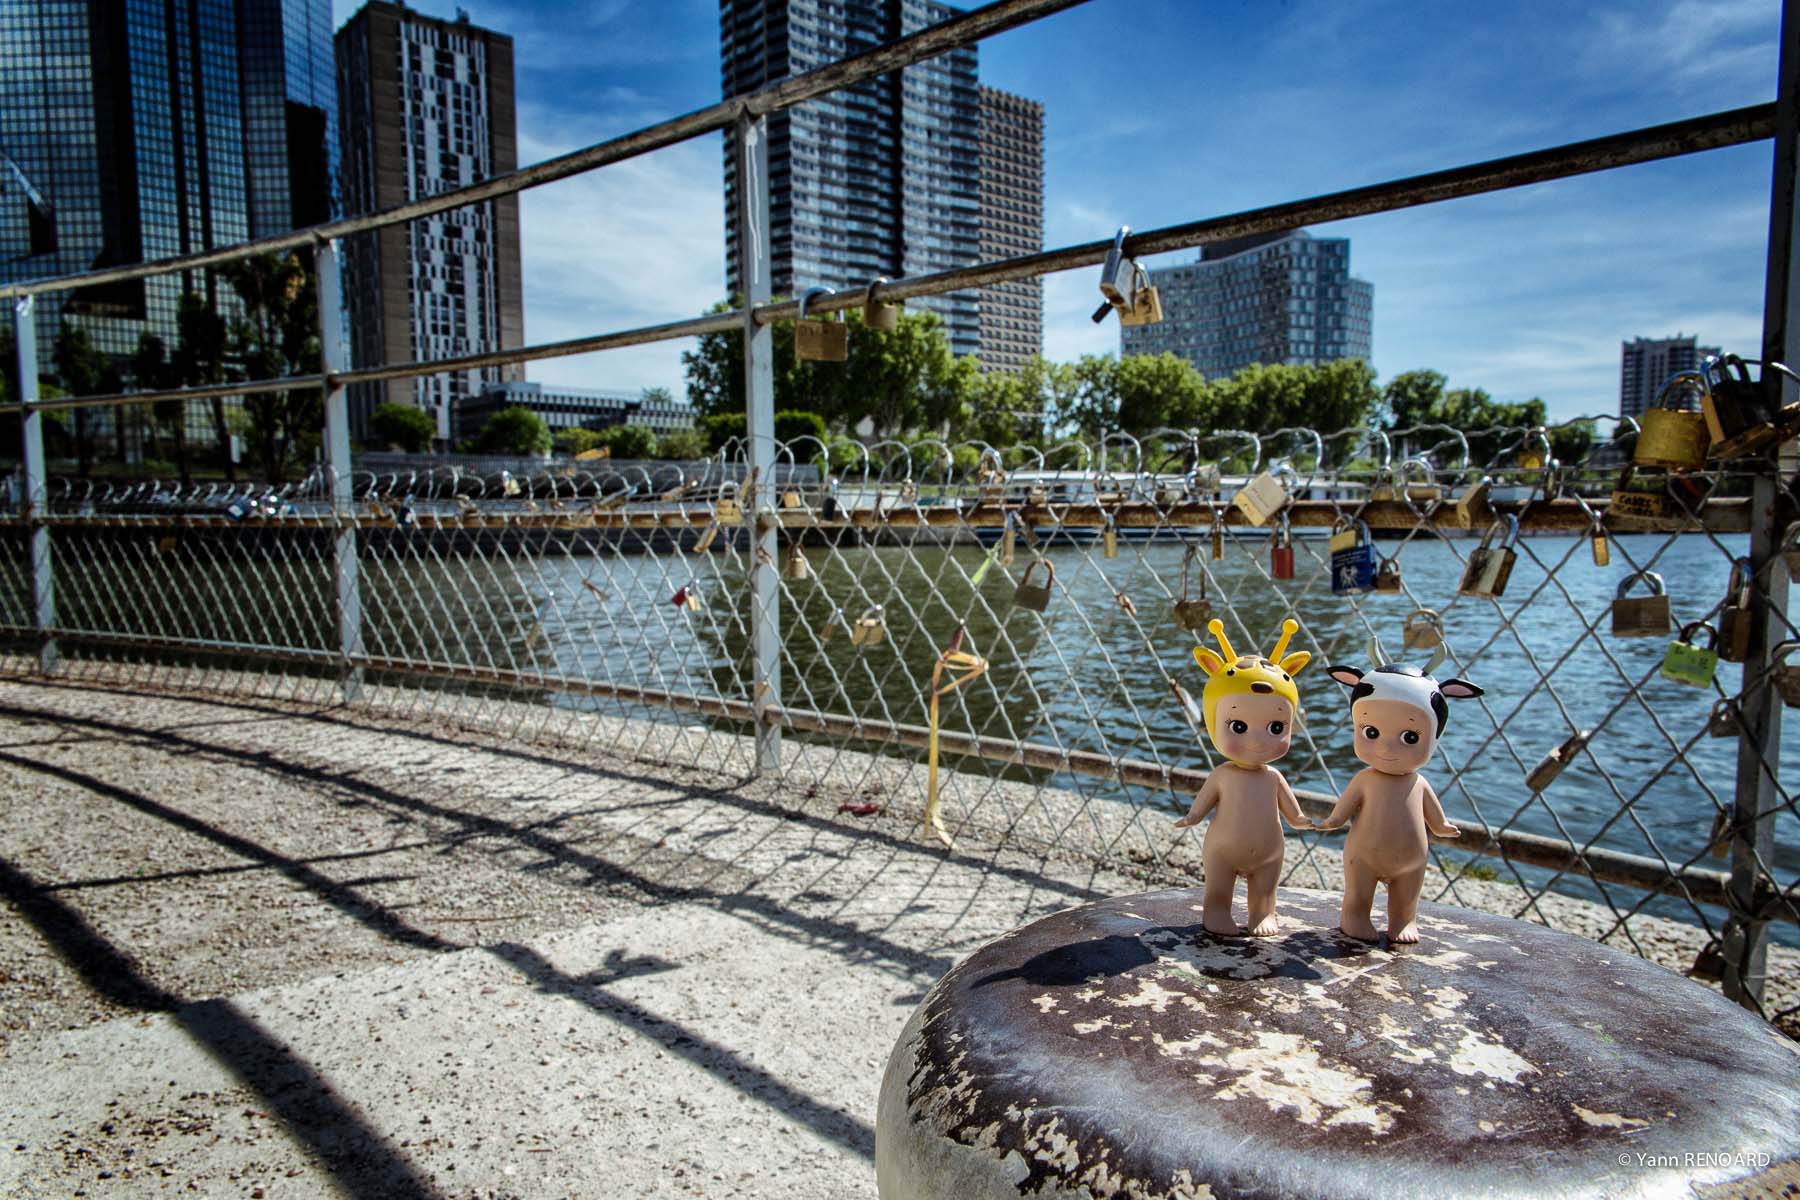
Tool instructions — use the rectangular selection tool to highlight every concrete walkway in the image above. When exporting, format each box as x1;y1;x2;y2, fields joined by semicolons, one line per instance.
0;678;1137;1199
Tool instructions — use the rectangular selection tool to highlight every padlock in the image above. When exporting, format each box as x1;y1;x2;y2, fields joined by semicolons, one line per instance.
1115;590;1138;617
1608;464;1671;522
785;544;810;581
225;496;253;522
1095;226;1161;328
1233;470;1289;527
692;521;720;553
1329;519;1377;595
1718;557;1754;663
1000;513;1017;566
1119;265;1163;327
1402;608;1444;651
1610;570;1671;638
1451;477;1492;530
820;607;845;642
1525;730;1591;793
1707;809;1732;860
863;276;900;333
1706;697;1742;738
1103;515;1118;559
1660;621;1720;689
1013;557;1056;612
672;584;703;612
851;605;885;647
1772;641;1800;708
1173;545;1213;631
1701;354;1789;460
1210;511;1225;560
795;286;849;362
1374;555;1402;592
1633;371;1710;470
1590;527;1611;567
781;486;803;509
715;496;743;525
1269;514;1295;580
1458;514;1519;598
1782;520;1800;583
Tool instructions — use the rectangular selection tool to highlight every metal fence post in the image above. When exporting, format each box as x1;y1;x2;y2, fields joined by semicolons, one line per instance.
737;112;781;772
1721;0;1800;1011
316;238;363;701
13;296;57;675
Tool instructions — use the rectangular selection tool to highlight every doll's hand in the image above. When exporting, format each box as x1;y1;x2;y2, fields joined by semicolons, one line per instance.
1430;822;1461;839
1173;813;1202;829
1313;817;1346;832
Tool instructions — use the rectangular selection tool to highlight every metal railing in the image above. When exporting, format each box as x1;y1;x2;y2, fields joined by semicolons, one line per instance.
3;0;1798;1026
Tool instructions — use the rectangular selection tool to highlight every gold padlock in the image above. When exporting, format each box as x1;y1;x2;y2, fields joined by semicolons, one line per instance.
784;544;810;581
1013;558;1056;612
1103;514;1119;559
1000;513;1017;566
1232;470;1289;527
1374;556;1402;592
692;521;720;553
863;276;900;333
1402;608;1443;651
1450;476;1493;530
1718;557;1754;663
1173;544;1212;631
781;486;803;509
795;286;849;362
850;605;885;647
1458;514;1519;598
1591;527;1611;567
1701;354;1793;460
1610;570;1670;638
1633;371;1709;470
1608;464;1670;522
1120;268;1163;327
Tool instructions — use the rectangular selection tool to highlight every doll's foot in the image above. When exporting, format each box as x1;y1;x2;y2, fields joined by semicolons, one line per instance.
1339;916;1380;942
1389;921;1420;944
1246;912;1280;937
1203;915;1243;938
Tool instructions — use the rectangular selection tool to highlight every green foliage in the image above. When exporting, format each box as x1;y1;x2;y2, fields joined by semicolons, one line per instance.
553;426;603;456
477;406;552;456
597;423;657;460
371;402;435;453
774;410;827;448
654;426;707;460
701;411;747;451
219;252;323;480
640;385;674;406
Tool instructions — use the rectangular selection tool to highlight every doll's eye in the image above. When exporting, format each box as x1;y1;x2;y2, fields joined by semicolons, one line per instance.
1267;721;1286;736
1227;719;1249;735
1402;730;1421;745
1362;725;1380;740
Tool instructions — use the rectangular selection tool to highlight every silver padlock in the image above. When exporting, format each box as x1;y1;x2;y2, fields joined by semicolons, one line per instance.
850;605;885;647
863;276;900;332
1610;570;1670;638
796;286;849;362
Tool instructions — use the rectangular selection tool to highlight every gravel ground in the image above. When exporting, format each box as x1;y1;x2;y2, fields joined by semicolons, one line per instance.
0;669;1794;1198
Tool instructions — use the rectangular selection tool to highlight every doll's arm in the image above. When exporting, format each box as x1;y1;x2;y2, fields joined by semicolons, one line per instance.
1173;773;1221;829
1275;774;1312;830
1314;777;1362;831
1422;779;1460;838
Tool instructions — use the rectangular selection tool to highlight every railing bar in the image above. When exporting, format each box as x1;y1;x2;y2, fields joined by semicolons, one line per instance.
0;373;325;418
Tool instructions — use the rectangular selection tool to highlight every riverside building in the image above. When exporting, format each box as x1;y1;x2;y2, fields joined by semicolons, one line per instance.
1620;335;1720;419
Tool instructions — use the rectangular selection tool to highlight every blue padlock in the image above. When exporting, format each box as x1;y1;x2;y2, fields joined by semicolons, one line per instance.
1329;518;1377;595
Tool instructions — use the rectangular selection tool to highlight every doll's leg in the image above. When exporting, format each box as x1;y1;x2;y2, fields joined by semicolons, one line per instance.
1386;865;1428;943
1201;867;1241;936
1338;858;1380;942
1243;862;1282;937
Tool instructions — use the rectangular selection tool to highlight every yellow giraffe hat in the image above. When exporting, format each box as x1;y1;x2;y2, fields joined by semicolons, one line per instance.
1193;618;1310;736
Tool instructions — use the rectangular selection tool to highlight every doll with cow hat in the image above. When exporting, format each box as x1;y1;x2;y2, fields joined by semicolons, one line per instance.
1317;640;1483;943
1174;618;1314;937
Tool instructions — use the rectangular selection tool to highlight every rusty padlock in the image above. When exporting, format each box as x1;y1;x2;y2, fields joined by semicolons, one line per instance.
1013;558;1056;612
1458;514;1519;598
1525;729;1591;793
1173;544;1213;631
1773;641;1800;708
1610;570;1671;638
1269;513;1295;580
1706;697;1742;738
1374;555;1402;592
1402;608;1444;651
863;276;900;333
850;605;885;647
795;286;849;362
1701;353;1789;460
784;544;810;581
1718;557;1754;663
1634;371;1710;470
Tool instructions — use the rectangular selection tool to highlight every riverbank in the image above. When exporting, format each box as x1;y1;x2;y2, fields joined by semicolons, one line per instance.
0;672;1792;1197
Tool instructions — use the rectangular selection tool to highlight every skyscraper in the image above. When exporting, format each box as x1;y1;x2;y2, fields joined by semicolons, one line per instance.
977;85;1043;373
335;2;524;441
1620;335;1720;419
721;0;1035;362
1121;229;1373;380
0;0;337;370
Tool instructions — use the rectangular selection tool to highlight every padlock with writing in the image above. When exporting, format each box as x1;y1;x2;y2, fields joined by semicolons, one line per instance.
1525;730;1591;793
1458;514;1519;598
1402;608;1444;651
1660;621;1720;689
863;276;900;333
850;605;885;647
1329;519;1378;595
1013;557;1056;613
1374;555;1402;592
1773;641;1800;708
784;544;810;581
795;286;849;362
1269;514;1295;581
1451;476;1492;530
1701;354;1787;460
1633;371;1710;470
1718;557;1754;663
1173;545;1213;631
1610;570;1671;638
1233;470;1289;527
1608;464;1671;522
1706;697;1742;738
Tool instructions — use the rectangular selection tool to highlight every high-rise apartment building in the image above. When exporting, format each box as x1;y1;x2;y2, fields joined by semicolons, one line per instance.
977;86;1042;373
721;0;1038;362
1620;335;1720;419
1121;229;1373;380
0;0;336;382
336;2;524;442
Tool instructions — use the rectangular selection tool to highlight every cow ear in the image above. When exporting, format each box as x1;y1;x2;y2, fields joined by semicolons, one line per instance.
1439;679;1484;699
1326;666;1364;688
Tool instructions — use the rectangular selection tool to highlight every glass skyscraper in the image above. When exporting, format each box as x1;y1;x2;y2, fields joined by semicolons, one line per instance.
0;0;337;383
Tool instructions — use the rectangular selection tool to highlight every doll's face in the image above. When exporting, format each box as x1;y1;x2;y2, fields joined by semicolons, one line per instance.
1351;697;1435;775
1211;693;1296;766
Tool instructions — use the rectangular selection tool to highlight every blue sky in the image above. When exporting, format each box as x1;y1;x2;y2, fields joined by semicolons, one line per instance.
331;0;1784;422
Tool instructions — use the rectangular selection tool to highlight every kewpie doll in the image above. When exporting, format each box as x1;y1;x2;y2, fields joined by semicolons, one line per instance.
1318;645;1483;943
1174;618;1313;937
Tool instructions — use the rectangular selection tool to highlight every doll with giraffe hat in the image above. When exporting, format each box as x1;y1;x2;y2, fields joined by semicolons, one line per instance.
1174;618;1314;937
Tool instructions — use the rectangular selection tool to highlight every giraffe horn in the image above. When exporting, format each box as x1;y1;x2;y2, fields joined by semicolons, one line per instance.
1270;618;1299;662
1208;619;1237;664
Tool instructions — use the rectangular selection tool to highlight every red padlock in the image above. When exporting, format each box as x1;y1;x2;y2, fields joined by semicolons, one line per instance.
1270;513;1295;580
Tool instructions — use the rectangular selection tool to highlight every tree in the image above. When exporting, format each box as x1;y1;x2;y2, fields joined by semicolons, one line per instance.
774;410;827;448
52;322;118;477
129;333;191;483
596;423;656;459
219;252;323;480
172;291;232;480
553;426;603;457
655;427;707;460
641;385;674;406
476;406;551;456
371;402;435;453
1382;369;1448;432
